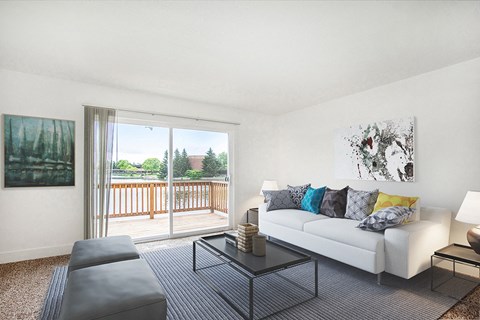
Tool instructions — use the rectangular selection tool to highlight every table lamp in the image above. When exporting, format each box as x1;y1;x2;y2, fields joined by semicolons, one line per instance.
455;191;480;254
259;180;279;196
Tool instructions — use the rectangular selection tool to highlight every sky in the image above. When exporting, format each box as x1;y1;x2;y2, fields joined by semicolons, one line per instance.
113;124;228;164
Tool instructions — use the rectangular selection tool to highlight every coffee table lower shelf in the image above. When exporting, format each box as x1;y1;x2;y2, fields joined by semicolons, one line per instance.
193;235;318;320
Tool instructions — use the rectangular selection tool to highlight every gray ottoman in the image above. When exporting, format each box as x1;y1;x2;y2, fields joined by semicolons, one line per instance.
58;259;167;320
68;235;139;275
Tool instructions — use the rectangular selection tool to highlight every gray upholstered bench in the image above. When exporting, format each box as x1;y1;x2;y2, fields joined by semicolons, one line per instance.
58;259;167;320
68;235;139;275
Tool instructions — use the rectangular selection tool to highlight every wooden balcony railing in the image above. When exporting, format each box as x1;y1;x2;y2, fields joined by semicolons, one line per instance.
109;181;228;218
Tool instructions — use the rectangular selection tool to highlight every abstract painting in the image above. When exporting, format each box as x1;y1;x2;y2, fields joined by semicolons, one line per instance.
4;114;75;187
334;117;414;182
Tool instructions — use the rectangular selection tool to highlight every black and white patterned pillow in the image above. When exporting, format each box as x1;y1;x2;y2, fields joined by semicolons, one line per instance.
320;186;349;218
357;206;415;231
263;190;297;211
287;184;311;208
345;189;379;221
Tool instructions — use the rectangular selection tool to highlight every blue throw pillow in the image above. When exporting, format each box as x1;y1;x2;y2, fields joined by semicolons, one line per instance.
301;187;326;214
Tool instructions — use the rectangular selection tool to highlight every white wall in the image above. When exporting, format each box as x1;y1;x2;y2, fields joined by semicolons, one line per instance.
276;57;480;245
0;69;277;263
2;57;479;263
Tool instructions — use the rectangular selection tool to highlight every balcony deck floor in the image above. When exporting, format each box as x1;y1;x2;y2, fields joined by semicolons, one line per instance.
108;211;228;239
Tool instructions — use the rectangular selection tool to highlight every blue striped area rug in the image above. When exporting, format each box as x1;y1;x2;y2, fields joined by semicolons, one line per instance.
40;244;473;320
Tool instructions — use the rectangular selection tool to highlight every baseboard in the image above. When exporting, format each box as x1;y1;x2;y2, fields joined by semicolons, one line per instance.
0;244;73;264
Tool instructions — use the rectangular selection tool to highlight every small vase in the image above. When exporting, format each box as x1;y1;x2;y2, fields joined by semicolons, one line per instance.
252;235;266;256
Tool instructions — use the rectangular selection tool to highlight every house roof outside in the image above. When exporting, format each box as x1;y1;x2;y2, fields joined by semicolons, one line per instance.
188;155;205;171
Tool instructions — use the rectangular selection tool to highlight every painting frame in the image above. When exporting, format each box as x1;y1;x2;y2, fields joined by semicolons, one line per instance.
3;114;75;188
334;117;415;182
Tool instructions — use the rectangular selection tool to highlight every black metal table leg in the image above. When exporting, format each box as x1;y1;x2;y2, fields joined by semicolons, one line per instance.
193;241;196;272
314;259;318;297
430;255;433;290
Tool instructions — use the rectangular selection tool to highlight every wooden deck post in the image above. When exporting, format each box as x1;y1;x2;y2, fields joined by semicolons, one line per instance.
149;183;155;219
209;182;214;213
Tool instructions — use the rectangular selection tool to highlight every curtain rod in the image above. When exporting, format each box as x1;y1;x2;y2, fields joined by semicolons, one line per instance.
82;104;241;126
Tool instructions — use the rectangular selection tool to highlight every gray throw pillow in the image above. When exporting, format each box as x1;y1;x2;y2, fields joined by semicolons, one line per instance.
357;206;415;231
345;188;379;221
287;183;311;208
320;186;349;218
263;190;297;211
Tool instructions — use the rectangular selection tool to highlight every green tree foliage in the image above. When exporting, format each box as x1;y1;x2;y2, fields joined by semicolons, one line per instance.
181;148;192;174
202;148;222;177
185;169;203;180
159;150;168;179
115;159;138;172
217;151;228;174
116;160;132;170
142;158;162;171
173;149;182;178
173;148;192;178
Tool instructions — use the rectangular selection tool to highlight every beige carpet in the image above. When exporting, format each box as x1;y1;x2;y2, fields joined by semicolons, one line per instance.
0;255;70;320
0;236;478;320
440;286;480;319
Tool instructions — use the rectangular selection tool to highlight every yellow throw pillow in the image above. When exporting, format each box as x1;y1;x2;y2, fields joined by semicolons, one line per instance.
372;192;419;213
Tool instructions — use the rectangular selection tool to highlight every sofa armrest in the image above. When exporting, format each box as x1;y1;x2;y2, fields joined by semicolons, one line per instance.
420;206;451;225
259;203;268;216
384;211;451;279
258;203;268;228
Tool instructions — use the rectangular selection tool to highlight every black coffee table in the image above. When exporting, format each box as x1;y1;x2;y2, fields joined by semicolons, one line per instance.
193;234;318;319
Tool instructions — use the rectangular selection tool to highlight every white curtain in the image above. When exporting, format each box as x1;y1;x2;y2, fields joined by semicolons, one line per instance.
84;106;116;238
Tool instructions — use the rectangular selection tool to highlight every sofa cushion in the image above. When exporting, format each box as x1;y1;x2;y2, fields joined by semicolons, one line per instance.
320;186;349;218
358;206;415;231
261;209;329;231
287;183;311;208
373;192;419;222
345;188;379;221
303;218;384;252
59;259;167;320
263;189;297;211
301;186;326;214
68;235;139;275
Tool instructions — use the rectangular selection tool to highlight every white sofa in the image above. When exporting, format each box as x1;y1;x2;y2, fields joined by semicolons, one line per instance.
259;204;451;281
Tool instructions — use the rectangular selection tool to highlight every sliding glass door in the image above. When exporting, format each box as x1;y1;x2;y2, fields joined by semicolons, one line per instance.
172;128;229;235
108;116;232;240
108;123;170;239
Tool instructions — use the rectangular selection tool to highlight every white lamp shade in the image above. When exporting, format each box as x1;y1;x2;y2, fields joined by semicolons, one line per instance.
260;180;279;196
455;191;480;224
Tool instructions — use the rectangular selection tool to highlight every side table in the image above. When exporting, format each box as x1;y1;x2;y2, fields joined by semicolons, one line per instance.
247;207;259;225
431;243;480;299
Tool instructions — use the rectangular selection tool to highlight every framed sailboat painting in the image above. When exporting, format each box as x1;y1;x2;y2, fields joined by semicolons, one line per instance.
3;114;75;187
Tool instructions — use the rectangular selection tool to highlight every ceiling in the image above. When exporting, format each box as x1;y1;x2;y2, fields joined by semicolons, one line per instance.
1;1;479;115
